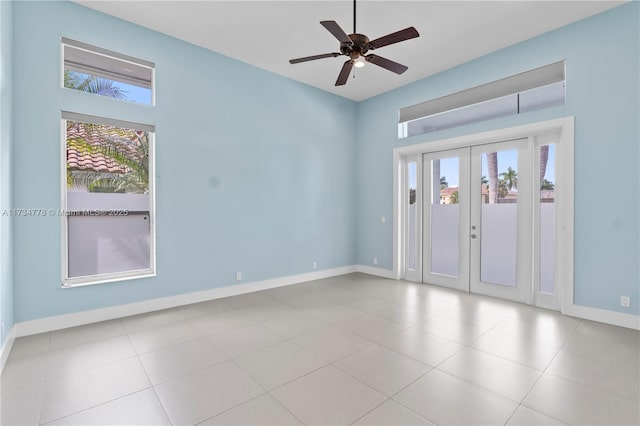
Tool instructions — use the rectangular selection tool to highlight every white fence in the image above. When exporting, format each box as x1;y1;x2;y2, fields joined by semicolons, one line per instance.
66;192;151;278
409;202;555;293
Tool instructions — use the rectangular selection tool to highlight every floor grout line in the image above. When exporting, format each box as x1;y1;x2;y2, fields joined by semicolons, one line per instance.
4;276;639;426
122;330;174;425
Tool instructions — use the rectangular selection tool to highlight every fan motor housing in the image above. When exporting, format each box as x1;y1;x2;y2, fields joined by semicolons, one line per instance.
342;33;370;57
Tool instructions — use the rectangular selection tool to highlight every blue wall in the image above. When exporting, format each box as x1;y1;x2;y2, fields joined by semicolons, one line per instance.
0;0;15;347
8;1;639;323
11;1;356;322
356;2;639;315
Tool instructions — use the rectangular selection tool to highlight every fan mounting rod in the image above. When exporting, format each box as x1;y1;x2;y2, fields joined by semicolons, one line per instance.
353;0;357;34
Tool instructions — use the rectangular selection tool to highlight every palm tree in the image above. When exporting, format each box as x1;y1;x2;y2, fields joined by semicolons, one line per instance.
64;72;148;193
64;70;128;99
440;176;448;189
540;145;549;183
487;152;499;204
67;122;149;193
498;179;509;199
500;166;518;191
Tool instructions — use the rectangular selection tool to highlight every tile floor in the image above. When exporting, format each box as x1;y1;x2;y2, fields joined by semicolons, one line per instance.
1;273;639;425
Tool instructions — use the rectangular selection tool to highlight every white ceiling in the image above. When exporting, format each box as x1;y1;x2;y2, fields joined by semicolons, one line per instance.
74;1;623;102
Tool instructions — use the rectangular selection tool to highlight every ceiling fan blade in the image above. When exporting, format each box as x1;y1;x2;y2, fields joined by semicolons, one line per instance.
320;21;353;45
335;59;354;86
289;53;341;64
365;54;408;74
369;27;419;50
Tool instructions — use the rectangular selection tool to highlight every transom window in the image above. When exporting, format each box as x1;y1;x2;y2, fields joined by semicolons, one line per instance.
62;37;154;105
399;61;566;138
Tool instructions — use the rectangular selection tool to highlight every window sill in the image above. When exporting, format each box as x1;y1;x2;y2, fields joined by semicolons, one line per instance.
62;270;155;288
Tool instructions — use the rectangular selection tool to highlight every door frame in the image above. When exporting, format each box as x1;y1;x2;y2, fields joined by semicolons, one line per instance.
394;117;574;311
401;154;422;282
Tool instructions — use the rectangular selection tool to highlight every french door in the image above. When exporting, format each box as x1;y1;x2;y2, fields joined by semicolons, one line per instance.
421;136;559;308
422;148;470;292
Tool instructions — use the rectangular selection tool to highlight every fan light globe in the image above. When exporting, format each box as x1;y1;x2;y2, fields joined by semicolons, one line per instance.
354;57;366;68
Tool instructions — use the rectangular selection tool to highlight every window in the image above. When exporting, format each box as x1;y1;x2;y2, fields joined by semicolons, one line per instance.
399;61;565;138
61;39;155;287
62;112;155;286
62;38;154;105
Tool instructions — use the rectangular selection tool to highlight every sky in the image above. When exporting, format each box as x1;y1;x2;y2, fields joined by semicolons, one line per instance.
408;144;555;190
112;81;152;104
68;71;152;105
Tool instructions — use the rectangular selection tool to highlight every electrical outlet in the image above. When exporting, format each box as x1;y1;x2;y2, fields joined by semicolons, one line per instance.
236;272;242;281
373;257;378;265
312;262;317;269
621;296;630;308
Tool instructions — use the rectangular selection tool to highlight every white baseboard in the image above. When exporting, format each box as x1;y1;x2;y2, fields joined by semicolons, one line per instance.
15;265;357;337
12;264;638;337
1;325;16;374
563;303;640;330
354;265;640;331
356;265;397;279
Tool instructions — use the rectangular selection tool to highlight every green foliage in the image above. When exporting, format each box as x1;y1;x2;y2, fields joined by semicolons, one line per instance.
65;72;146;193
499;166;518;191
64;70;127;99
541;179;555;190
440;176;448;189
67;125;149;194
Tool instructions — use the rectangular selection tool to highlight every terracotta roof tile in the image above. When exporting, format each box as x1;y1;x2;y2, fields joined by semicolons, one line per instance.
67;147;128;173
66;122;143;174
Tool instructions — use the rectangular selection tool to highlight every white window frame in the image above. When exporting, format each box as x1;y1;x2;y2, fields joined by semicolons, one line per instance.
61;37;156;107
61;112;156;288
401;154;421;282
398;61;566;138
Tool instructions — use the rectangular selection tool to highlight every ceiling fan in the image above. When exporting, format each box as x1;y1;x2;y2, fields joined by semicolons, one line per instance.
289;0;419;86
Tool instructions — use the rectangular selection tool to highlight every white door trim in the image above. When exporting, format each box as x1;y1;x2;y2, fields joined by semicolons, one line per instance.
394;117;581;318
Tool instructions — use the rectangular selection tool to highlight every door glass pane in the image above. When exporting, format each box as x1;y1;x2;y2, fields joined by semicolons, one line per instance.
407;162;417;271
539;144;556;294
480;150;517;286
430;157;459;277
